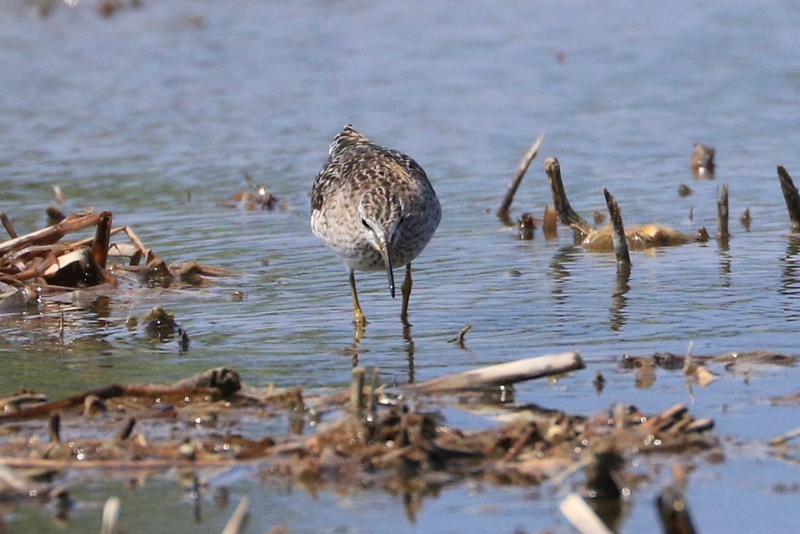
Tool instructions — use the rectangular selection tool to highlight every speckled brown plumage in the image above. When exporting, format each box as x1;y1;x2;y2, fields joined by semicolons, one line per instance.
310;125;441;328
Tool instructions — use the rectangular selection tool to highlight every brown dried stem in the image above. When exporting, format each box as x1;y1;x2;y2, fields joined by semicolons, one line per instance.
91;211;112;269
0;211;105;257
717;184;729;241
497;133;545;225
0;367;240;423
777;166;800;231
0;210;16;239
545;157;592;238
604;189;631;270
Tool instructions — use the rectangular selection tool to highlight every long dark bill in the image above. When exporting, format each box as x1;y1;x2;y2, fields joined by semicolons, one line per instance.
384;243;396;298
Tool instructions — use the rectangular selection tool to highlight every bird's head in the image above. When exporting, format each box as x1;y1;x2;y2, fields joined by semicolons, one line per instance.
358;187;405;298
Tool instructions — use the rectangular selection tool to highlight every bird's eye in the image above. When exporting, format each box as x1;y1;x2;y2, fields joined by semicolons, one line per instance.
361;219;370;230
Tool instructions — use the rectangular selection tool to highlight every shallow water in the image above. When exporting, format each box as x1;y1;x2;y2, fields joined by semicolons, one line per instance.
1;0;799;532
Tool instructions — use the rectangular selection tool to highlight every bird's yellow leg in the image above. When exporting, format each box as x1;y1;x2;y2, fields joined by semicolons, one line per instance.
400;263;412;324
349;270;367;327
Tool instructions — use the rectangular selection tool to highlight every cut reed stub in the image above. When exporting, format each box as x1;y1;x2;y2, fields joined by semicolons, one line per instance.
777;166;800;232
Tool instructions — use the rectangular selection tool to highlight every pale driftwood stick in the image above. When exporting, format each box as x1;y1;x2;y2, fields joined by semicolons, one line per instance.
545;158;592;238
559;493;614;534
604;189;631;269
497;133;545;225
408;352;584;394
769;426;800;446
717;184;729;241
221;497;250;534
777;166;800;231
100;496;120;534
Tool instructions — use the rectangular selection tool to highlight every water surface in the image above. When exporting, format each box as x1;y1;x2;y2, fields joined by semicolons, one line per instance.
0;1;799;532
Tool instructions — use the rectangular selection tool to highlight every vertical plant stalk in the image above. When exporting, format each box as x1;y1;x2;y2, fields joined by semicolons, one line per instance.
604;189;631;270
777;166;800;231
545;157;592;238
496;133;545;225
716;184;729;242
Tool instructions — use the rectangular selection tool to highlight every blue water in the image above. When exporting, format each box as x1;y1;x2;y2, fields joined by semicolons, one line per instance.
0;0;799;532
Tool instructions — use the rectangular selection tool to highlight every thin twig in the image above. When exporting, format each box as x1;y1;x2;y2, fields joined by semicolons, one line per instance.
447;324;473;349
497;133;545;225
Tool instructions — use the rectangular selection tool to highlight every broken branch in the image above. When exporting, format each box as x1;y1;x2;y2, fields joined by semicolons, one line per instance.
497;133;545;225
777;166;800;231
545;157;592;238
408;352;584;394
604;189;631;269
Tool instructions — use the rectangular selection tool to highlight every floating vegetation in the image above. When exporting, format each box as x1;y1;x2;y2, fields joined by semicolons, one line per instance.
0;353;726;531
0;209;236;311
544;157;709;253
